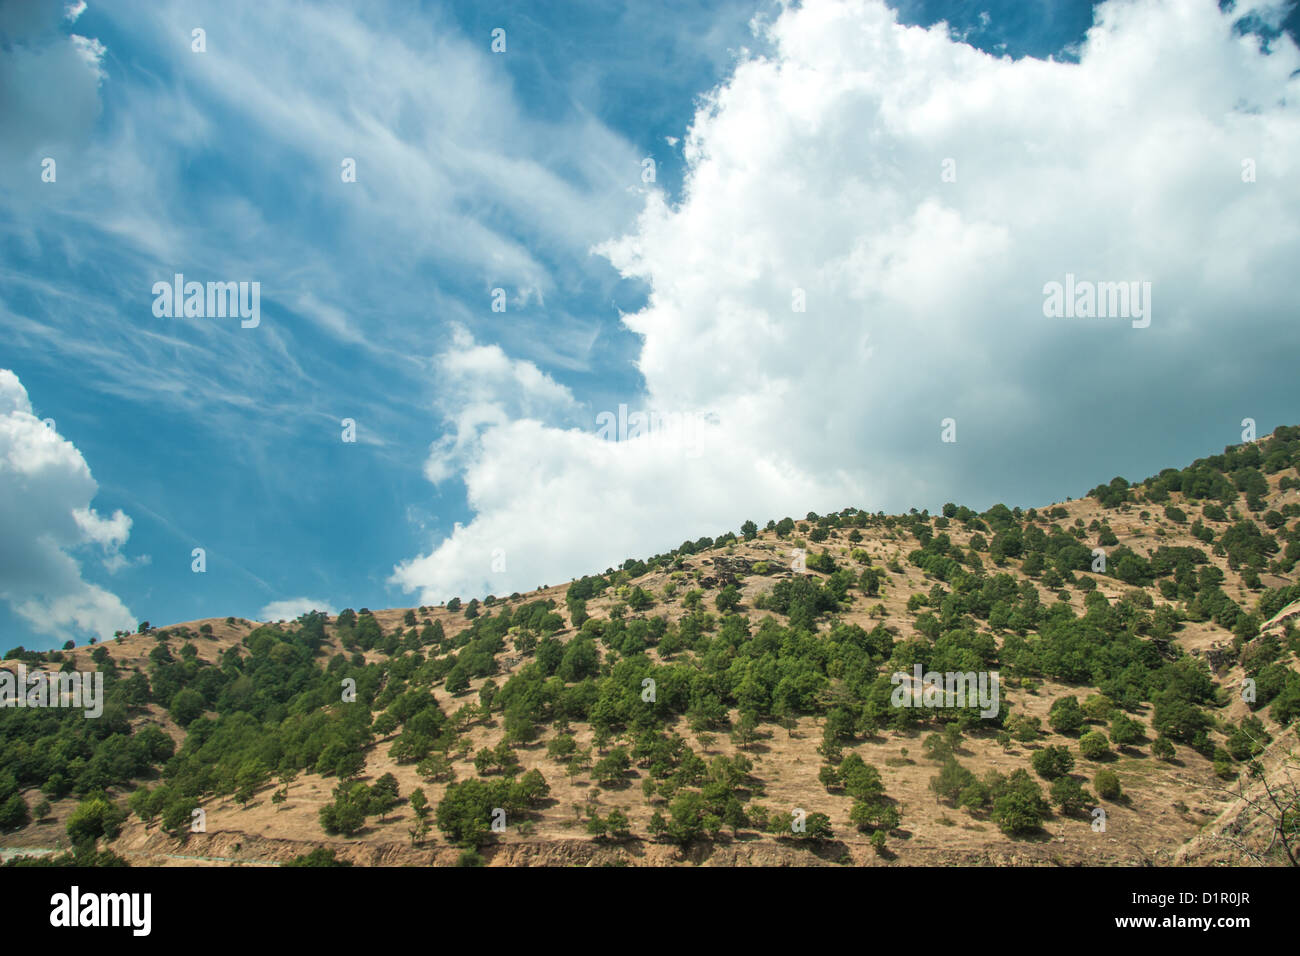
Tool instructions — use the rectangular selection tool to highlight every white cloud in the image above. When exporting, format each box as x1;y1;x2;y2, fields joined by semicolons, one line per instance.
0;0;105;170
419;324;583;484
392;0;1300;604
0;368;136;642
259;598;338;622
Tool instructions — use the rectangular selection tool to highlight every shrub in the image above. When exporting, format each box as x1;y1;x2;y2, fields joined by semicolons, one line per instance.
1094;769;1122;800
0;794;30;830
65;797;126;845
1048;697;1084;735
1049;776;1092;816
1108;713;1144;748
1031;746;1075;780
285;848;352;867
992;789;1046;836
1078;731;1111;760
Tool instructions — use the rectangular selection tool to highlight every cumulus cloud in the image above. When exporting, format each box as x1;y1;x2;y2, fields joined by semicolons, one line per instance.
391;331;851;604
259;598;338;622
418;323;585;485
0;368;135;641
395;0;1298;603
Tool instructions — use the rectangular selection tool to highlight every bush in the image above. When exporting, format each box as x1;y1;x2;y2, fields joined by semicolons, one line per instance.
1081;694;1115;721
319;782;370;836
1094;769;1122;800
1049;776;1092;815
0;794;29;830
1048;697;1084;735
65;797;126;845
992;789;1047;836
1005;714;1041;743
285;848;352;867
988;769;1049;836
436;779;520;847
1109;714;1145;748
1031;746;1075;780
1078;731;1111;760
592;748;631;787
929;758;975;804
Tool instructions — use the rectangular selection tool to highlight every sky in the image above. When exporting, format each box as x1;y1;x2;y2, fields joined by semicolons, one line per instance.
1;0;1298;650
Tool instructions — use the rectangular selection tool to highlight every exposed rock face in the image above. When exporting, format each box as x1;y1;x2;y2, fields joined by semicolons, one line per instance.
114;827;1162;867
1261;600;1300;636
696;556;758;590
1205;642;1236;673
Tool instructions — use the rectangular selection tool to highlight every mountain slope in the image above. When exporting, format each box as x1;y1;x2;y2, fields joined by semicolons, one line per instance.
4;427;1300;866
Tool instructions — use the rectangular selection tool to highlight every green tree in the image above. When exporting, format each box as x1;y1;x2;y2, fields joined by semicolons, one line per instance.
1094;769;1122;800
436;779;506;847
547;734;578;762
417;751;456;784
930;757;975;804
850;798;900;832
409;787;431;845
510;769;551;808
319;782;370;836
1079;731;1111;761
234;760;270;807
988;769;1048;836
992;788;1047;836
593;748;631;788
1031;745;1074;780
369;772;401;820
168;688;206;727
1048;696;1084;735
160;797;199;838
1109;713;1145;748
0;793;29;830
1050;776;1092;816
66;797;126;845
730;711;760;751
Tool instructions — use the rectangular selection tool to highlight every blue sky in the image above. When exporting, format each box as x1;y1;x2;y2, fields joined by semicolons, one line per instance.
2;0;1299;650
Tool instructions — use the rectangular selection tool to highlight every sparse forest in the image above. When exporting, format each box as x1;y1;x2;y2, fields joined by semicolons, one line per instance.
4;427;1300;866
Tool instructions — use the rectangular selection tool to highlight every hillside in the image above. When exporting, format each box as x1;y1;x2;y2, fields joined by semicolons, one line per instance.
3;428;1300;867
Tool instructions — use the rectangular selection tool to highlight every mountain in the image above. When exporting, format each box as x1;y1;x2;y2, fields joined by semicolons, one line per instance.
3;427;1299;866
